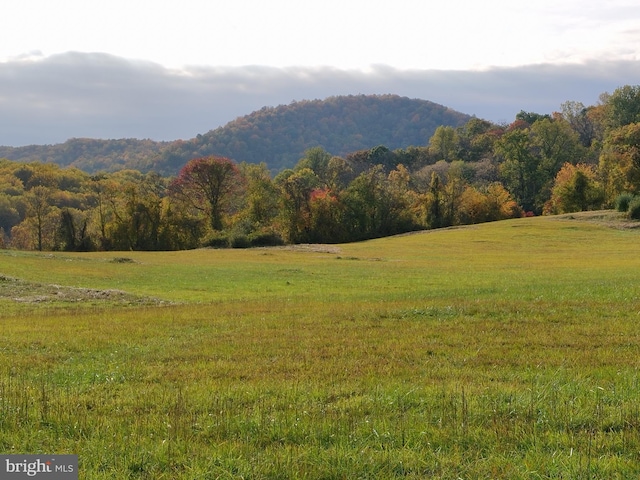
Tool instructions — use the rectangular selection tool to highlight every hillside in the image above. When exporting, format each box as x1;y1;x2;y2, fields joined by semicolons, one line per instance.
156;94;471;173
0;95;471;175
0;138;168;173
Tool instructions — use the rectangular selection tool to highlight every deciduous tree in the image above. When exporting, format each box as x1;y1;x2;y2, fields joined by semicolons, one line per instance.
600;123;640;198
169;156;243;231
496;128;540;213
425;171;445;228
561;101;597;147
238;162;279;227
429;126;460;162
26;186;56;251
546;163;603;214
605;85;640;129
275;168;320;243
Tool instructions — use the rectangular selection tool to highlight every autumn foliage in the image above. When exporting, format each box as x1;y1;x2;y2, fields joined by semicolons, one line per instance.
169;156;244;231
2;84;640;250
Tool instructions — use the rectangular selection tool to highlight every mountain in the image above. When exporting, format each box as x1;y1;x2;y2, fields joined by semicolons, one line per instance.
0;94;472;175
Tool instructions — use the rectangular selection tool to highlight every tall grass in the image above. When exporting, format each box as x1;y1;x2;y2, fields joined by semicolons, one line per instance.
1;215;640;477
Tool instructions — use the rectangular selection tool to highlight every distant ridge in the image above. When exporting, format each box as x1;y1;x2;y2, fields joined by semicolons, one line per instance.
157;94;472;173
0;94;472;175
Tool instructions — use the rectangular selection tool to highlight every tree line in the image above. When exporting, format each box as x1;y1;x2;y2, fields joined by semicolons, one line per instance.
1;84;640;251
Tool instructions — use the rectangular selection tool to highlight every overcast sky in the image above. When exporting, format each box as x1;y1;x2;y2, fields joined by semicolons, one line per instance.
1;0;639;146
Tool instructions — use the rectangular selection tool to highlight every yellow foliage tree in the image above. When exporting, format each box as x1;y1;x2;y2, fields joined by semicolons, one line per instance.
546;163;603;214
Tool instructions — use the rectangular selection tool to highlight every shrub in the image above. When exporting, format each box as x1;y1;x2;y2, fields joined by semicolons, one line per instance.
615;193;635;212
249;231;285;247
627;197;640;220
111;257;136;264
230;234;251;249
202;232;230;248
202;230;285;249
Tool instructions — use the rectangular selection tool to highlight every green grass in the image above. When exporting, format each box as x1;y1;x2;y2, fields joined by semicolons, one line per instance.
1;214;640;478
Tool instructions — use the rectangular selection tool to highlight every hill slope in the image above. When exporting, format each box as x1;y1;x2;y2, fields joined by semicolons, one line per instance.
3;215;640;477
0;94;471;175
156;94;471;173
0;138;168;173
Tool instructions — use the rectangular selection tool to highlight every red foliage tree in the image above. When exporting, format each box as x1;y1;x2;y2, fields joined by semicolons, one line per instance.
169;156;243;231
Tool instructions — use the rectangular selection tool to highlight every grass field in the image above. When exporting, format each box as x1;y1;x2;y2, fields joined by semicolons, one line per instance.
1;212;640;478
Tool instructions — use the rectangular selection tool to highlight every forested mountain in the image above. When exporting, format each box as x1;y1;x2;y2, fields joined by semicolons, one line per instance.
0;95;470;175
157;95;471;174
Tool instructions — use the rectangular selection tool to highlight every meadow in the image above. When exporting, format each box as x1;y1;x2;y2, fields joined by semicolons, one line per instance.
1;212;640;478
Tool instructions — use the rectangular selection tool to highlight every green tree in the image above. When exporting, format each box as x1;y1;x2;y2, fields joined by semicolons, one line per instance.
429;126;460;162
495;128;540;213
238;162;279;228
443;161;468;225
160;196;206;250
98;172;172;251
342;166;393;240
531;117;584;205
0;194;20;235
325;156;354;192
598;150;629;207
386;164;421;233
516;110;551;125
599;122;640;199
88;175;117;250
295;147;333;184
425;171;445;228
532;118;582;170
605;85;640;129
367;145;396;172
275;168;320;243
458;118;500;162
392;146;434;170
56;208;93;251
25;186;56;251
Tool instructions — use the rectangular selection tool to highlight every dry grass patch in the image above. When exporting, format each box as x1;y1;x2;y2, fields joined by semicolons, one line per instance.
0;273;166;307
554;209;640;229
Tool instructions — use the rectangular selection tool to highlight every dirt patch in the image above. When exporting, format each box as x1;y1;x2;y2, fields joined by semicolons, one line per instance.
0;274;167;306
265;244;342;254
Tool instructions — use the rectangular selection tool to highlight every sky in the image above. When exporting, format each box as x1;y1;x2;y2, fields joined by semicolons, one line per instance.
1;0;639;146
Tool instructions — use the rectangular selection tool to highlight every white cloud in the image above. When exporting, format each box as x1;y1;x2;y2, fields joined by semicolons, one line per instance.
0;53;639;146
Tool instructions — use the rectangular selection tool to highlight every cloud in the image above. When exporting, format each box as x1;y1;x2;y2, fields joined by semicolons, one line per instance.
1;52;639;147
